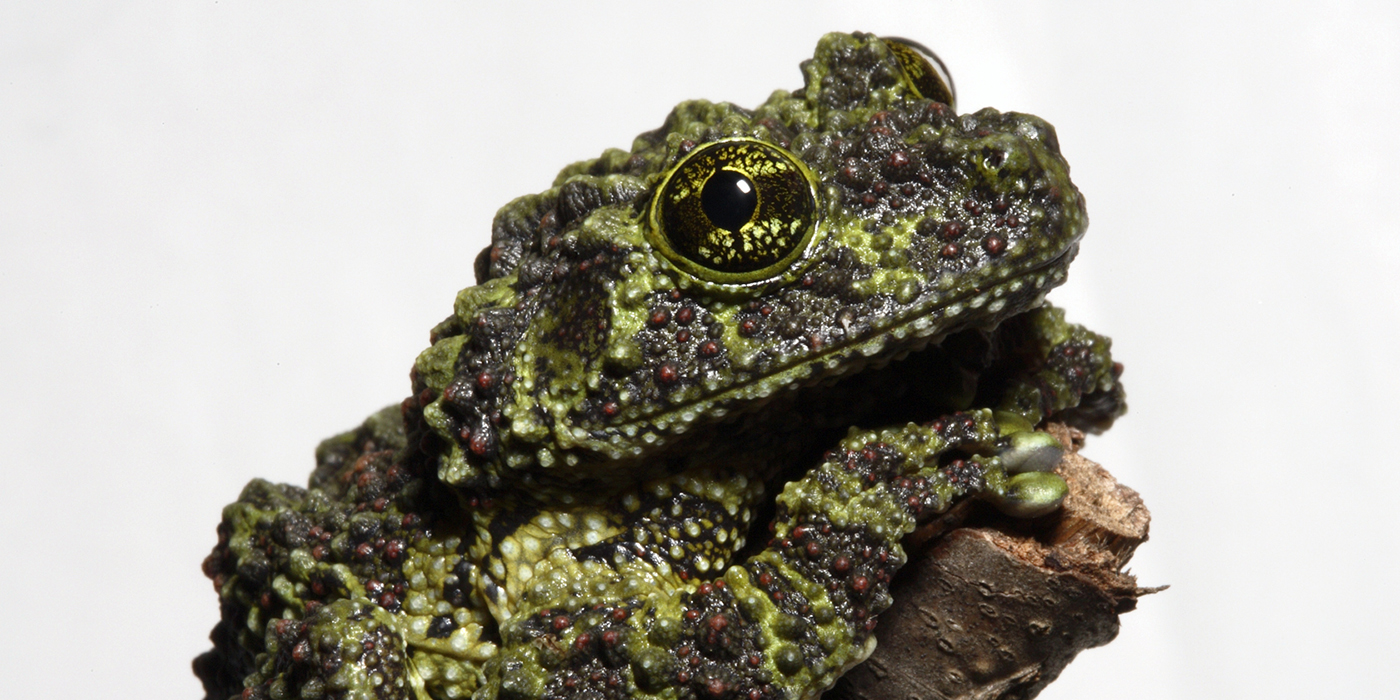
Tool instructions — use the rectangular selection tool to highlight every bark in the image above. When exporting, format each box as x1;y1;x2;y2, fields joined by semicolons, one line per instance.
825;424;1159;700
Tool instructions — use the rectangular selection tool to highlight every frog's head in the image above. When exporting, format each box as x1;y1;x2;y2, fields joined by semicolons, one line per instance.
408;32;1087;489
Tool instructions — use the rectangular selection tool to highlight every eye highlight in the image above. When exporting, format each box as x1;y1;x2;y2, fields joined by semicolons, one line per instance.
648;139;820;286
884;37;957;111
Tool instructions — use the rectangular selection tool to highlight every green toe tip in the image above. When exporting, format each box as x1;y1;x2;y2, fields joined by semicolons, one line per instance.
987;472;1068;518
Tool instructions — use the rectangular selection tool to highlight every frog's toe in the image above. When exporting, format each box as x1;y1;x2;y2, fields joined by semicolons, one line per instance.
998;430;1064;474
985;472;1068;518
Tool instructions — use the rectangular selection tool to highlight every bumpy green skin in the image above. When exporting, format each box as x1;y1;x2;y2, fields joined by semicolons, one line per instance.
197;33;1125;700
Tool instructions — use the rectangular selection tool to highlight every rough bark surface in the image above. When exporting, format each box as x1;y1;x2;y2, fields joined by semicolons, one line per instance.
825;424;1156;700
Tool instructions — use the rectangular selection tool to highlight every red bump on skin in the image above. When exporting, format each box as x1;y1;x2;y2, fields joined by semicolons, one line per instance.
706;678;729;697
384;539;405;562
469;430;493;456
657;363;680;385
888;151;909;169
983;235;1006;255
940;242;961;258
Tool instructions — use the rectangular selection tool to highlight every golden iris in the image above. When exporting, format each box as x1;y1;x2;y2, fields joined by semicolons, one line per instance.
649;139;819;286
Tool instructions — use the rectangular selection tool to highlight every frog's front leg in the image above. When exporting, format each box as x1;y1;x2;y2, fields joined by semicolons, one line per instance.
990;305;1126;434
475;412;1044;700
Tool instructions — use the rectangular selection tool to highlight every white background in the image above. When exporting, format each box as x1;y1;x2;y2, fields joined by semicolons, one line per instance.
3;2;1397;698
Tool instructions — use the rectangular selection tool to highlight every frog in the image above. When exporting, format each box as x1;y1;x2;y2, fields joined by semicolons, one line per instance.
195;32;1125;700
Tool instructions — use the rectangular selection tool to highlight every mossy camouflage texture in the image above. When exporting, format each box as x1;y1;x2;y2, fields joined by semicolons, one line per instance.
197;32;1126;700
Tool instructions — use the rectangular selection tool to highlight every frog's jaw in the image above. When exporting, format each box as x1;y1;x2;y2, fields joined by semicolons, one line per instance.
412;246;1074;491
582;243;1073;454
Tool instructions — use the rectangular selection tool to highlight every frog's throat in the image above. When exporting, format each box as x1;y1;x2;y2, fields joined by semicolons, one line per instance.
594;244;1076;449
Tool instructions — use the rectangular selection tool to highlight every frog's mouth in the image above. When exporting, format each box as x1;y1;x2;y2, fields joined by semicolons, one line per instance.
613;242;1076;450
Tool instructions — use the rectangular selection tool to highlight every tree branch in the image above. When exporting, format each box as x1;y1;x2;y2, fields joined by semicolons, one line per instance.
826;424;1159;700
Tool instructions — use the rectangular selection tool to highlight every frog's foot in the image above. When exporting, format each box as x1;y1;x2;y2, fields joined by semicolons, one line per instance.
983;416;1068;518
953;304;1121;519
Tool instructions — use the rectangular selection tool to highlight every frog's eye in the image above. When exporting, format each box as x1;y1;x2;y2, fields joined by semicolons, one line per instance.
648;139;820;286
884;37;957;111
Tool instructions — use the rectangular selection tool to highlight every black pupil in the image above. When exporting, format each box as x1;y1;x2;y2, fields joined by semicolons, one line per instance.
701;170;758;233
